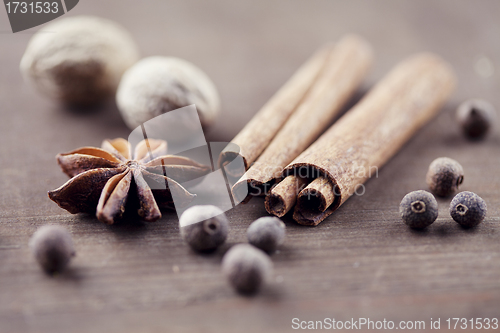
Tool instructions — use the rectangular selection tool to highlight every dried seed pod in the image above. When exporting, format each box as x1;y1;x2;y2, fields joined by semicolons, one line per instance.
20;16;139;106
29;225;75;273
426;157;464;197
221;244;273;294
399;190;438;228
48;138;209;224
179;205;229;252
456;99;496;139
450;191;487;227
116;56;220;130
247;217;286;253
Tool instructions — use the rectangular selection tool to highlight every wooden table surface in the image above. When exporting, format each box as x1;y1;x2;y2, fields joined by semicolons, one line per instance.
1;1;500;332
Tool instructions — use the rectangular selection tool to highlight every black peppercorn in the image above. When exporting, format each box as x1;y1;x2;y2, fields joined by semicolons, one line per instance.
449;191;487;227
179;205;229;252
221;244;273;294
426;157;464;197
399;190;438;228
456;99;496;139
247;217;286;253
29;225;75;273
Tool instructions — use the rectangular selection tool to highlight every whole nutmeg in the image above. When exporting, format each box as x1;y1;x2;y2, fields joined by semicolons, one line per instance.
449;191;487;228
221;244;273;295
29;225;75;273
179;205;229;252
426;157;464;197
456;99;496;139
247;216;286;253
399;190;438;229
116;56;220;130
20;16;140;106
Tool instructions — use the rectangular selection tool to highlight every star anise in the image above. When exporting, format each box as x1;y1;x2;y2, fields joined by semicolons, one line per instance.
48;138;210;224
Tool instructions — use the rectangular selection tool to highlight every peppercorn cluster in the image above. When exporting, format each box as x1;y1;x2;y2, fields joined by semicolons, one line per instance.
400;157;487;229
178;205;286;295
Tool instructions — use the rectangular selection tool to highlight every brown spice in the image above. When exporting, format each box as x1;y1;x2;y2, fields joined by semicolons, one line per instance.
48;138;210;224
426;157;464;197
218;43;333;179
232;35;373;203
267;53;456;225
264;175;308;217
456;99;496;139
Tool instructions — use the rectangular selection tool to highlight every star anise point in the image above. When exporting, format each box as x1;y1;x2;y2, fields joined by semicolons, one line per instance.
48;138;209;224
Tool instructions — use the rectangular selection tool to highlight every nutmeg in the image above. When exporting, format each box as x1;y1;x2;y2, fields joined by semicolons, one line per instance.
116;56;220;130
20;16;139;106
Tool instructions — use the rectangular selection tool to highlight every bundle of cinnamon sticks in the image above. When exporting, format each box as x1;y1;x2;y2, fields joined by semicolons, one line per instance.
221;34;456;226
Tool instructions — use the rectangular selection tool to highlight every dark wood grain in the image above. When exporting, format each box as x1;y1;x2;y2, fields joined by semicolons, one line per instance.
1;1;500;332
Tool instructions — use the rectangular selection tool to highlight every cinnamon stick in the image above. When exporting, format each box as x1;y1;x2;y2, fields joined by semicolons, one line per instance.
268;53;456;225
218;43;333;179
232;35;373;203
264;175;308;217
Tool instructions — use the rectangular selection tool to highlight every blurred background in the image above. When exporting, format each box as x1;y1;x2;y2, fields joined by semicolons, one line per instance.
2;0;499;142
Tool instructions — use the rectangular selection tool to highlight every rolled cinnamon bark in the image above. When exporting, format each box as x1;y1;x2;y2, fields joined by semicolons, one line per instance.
232;35;373;203
264;175;309;217
218;43;333;179
268;53;456;225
